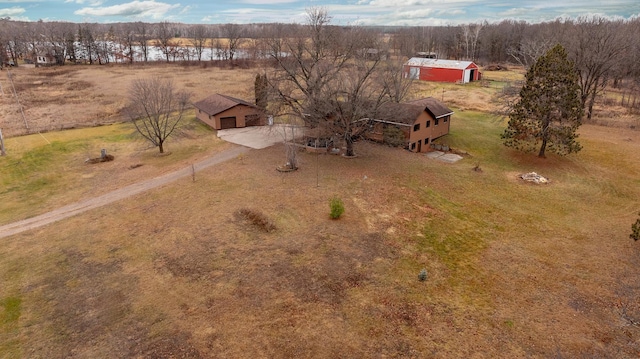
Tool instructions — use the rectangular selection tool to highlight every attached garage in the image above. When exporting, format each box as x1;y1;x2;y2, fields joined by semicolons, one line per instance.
403;58;481;84
193;94;265;130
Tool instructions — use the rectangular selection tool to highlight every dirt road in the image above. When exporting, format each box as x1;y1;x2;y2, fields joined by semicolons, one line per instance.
0;145;251;239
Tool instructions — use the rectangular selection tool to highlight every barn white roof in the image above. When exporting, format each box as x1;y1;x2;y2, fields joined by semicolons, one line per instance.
405;58;476;70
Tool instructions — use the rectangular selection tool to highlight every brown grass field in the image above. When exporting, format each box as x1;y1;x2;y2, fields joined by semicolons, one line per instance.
1;63;640;358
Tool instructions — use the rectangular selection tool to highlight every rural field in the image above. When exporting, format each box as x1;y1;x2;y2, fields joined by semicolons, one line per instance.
1;63;640;358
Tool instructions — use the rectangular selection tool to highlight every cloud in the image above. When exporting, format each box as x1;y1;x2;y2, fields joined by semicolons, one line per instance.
0;6;25;17
74;0;181;19
209;7;304;23
359;0;474;6
65;0;105;6
239;0;298;3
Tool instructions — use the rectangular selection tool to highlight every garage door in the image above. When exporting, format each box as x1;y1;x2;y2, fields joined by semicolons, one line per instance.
220;117;236;129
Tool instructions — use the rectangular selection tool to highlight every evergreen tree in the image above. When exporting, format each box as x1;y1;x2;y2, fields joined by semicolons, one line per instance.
502;44;583;158
254;73;268;110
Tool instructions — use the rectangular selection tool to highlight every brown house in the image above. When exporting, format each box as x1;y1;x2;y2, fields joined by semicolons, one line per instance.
193;94;264;130
367;97;453;153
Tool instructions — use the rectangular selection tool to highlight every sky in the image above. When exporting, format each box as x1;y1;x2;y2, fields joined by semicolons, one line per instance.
0;0;638;26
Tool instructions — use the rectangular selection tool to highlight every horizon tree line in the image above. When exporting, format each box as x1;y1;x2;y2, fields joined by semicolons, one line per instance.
1;14;638;121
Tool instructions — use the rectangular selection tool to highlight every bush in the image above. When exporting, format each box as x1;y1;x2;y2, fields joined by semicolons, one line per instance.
329;197;345;219
631;213;640;241
418;269;428;281
383;125;408;148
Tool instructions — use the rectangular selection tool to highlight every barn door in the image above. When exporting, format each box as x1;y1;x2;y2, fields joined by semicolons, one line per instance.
409;67;420;80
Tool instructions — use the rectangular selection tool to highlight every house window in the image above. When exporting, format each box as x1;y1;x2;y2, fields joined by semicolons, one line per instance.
426;120;430;128
410;142;416;150
425;138;430;144
413;123;420;131
435;118;439;126
443;116;448;122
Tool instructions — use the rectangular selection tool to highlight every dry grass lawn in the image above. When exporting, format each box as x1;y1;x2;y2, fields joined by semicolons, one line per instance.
1;63;640;358
0;62;257;137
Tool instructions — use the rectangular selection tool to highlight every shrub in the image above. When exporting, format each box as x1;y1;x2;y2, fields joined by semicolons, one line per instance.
329;197;345;219
631;213;640;241
418;269;428;281
383;125;407;148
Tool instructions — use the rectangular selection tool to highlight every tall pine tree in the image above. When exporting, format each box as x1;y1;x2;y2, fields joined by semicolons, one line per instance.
502;44;583;158
254;73;268;110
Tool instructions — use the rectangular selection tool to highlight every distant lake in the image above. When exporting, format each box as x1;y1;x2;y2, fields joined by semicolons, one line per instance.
72;42;257;63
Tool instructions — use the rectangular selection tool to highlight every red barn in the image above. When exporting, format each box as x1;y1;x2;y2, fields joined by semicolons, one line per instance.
404;58;481;83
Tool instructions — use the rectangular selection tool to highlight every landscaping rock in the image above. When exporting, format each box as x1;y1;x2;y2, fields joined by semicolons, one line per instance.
520;172;549;184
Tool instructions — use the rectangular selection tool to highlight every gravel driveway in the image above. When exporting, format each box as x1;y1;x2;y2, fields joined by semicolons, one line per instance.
0;125;307;239
0;146;250;239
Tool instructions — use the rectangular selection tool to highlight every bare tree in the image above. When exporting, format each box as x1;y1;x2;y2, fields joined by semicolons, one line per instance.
267;8;395;157
460;22;483;61
379;56;414;103
42;22;72;65
134;22;151;62
507;38;554;68
220;23;245;62
0;20;10;67
1;20;23;67
567;16;629;120
125;77;191;154
116;22;137;63
188;24;208;62
155;21;175;62
78;24;97;64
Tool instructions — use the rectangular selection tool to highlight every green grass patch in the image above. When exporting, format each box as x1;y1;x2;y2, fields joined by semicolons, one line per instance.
0;119;220;225
0;297;21;324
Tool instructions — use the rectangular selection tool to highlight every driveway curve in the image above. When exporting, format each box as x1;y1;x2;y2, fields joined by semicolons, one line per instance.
0;145;250;239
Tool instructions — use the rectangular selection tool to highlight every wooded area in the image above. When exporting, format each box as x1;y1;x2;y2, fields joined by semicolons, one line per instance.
1;15;639;120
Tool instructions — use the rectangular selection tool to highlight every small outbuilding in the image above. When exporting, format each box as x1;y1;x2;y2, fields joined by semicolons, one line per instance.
193;94;264;130
404;58;481;83
366;97;453;153
34;53;57;67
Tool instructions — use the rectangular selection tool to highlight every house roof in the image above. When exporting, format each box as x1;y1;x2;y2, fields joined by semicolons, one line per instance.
405;97;454;119
404;57;476;70
378;102;425;125
193;94;257;116
377;97;453;124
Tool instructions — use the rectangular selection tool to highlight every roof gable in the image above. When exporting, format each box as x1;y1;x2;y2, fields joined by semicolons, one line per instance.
193;94;257;116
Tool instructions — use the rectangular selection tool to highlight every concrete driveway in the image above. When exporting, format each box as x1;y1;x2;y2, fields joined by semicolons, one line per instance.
216;124;305;149
425;150;464;163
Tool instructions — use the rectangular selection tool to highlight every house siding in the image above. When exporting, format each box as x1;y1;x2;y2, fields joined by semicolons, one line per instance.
408;112;451;153
367;115;451;153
